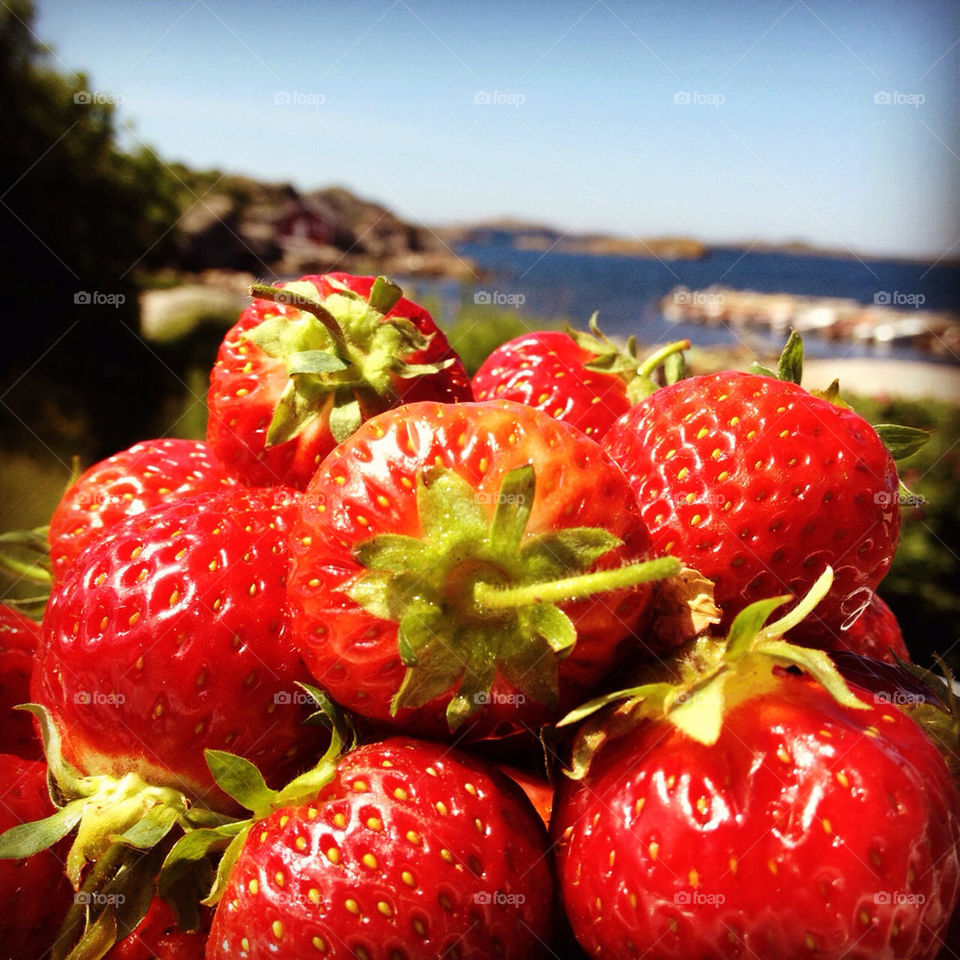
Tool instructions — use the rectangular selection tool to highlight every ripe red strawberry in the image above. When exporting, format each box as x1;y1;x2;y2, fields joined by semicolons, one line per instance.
791;591;910;664
33;486;325;811
552;590;960;960
0;603;42;759
603;369;900;631
287;399;676;738
206;273;472;490
472;320;687;439
108;899;207;960
0;753;74;959
48;438;236;580
206;737;556;960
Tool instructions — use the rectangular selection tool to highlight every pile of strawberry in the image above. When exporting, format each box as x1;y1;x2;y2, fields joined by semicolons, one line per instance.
0;272;957;960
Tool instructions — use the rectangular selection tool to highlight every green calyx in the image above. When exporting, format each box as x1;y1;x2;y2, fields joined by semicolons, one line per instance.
566;313;690;403
559;567;869;779
246;276;454;445
162;686;353;908
346;464;680;731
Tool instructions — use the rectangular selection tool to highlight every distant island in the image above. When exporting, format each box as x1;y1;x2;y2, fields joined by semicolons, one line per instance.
437;219;707;260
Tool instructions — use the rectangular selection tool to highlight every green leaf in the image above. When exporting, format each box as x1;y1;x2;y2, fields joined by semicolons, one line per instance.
874;423;931;461
749;361;777;378
393;359;456;378
663;350;686;385
724;595;790;662
392;642;466;715
397;600;443;663
297;683;358;752
556;682;674;728
776;330;804;384
157;855;214;933
161;824;245;870
288;350;349;375
346;570;397;620
367;276;404;315
525;602;577;656
202;825;251;907
417;468;487;535
329;393;363;443
489;465;535;553
0;798;85;858
755;640;869;711
498;639;561;709
520;527;621;577
272;757;340;809
204;751;275;813
444;660;497;730
353;534;433;572
111;805;178;849
264;378;322;448
62;909;117;960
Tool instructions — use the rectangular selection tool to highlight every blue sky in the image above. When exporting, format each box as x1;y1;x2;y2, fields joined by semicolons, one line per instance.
34;0;960;259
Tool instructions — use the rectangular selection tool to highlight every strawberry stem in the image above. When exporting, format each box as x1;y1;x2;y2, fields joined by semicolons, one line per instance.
250;283;351;359
367;276;403;314
473;556;681;611
637;339;691;380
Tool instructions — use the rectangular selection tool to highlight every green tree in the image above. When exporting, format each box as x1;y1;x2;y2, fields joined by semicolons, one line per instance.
0;0;183;459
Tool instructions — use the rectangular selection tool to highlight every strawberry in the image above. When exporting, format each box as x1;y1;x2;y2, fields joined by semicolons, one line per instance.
286;399;678;737
33;486;324;813
472;318;687;439
791;591;910;664
552;581;960;960
0;602;42;759
48;438;236;580
602;368;901;632
107;899;207;960
0;753;73;959
204;737;556;960
206;273;472;490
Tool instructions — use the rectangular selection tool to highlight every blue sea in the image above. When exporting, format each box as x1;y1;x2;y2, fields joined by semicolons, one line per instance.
403;244;960;364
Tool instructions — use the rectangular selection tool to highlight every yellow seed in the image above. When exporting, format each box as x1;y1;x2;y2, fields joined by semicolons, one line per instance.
362;853;378;869
465;782;478;796
836;771;850;788
353;779;368;792
696;427;709;439
241;937;250;951
296;836;307;850
406;830;420;844
649;841;659;861
366;817;383;831
272;920;283;939
274;871;285;887
690;514;702;526
435;801;448;816
312;934;326;951
326;847;340;863
777;746;791;764
345;898;360;915
677;467;689;480
248;879;258;894
393;787;408;801
308;888;320;905
689;868;699;888
377;900;393;917
333;812;347;828
440;848;454;863
822;819;832;834
401;870;415;887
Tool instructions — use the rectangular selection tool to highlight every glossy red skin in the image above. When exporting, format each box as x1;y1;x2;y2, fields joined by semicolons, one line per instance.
287;399;654;738
498;764;554;827
109;899;207;960
552;676;960;959
206;273;473;490
48;439;236;580
206;737;556;960
603;371;900;630
472;331;632;439
0;603;42;759
0;754;74;959
791;592;910;664
34;487;325;810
